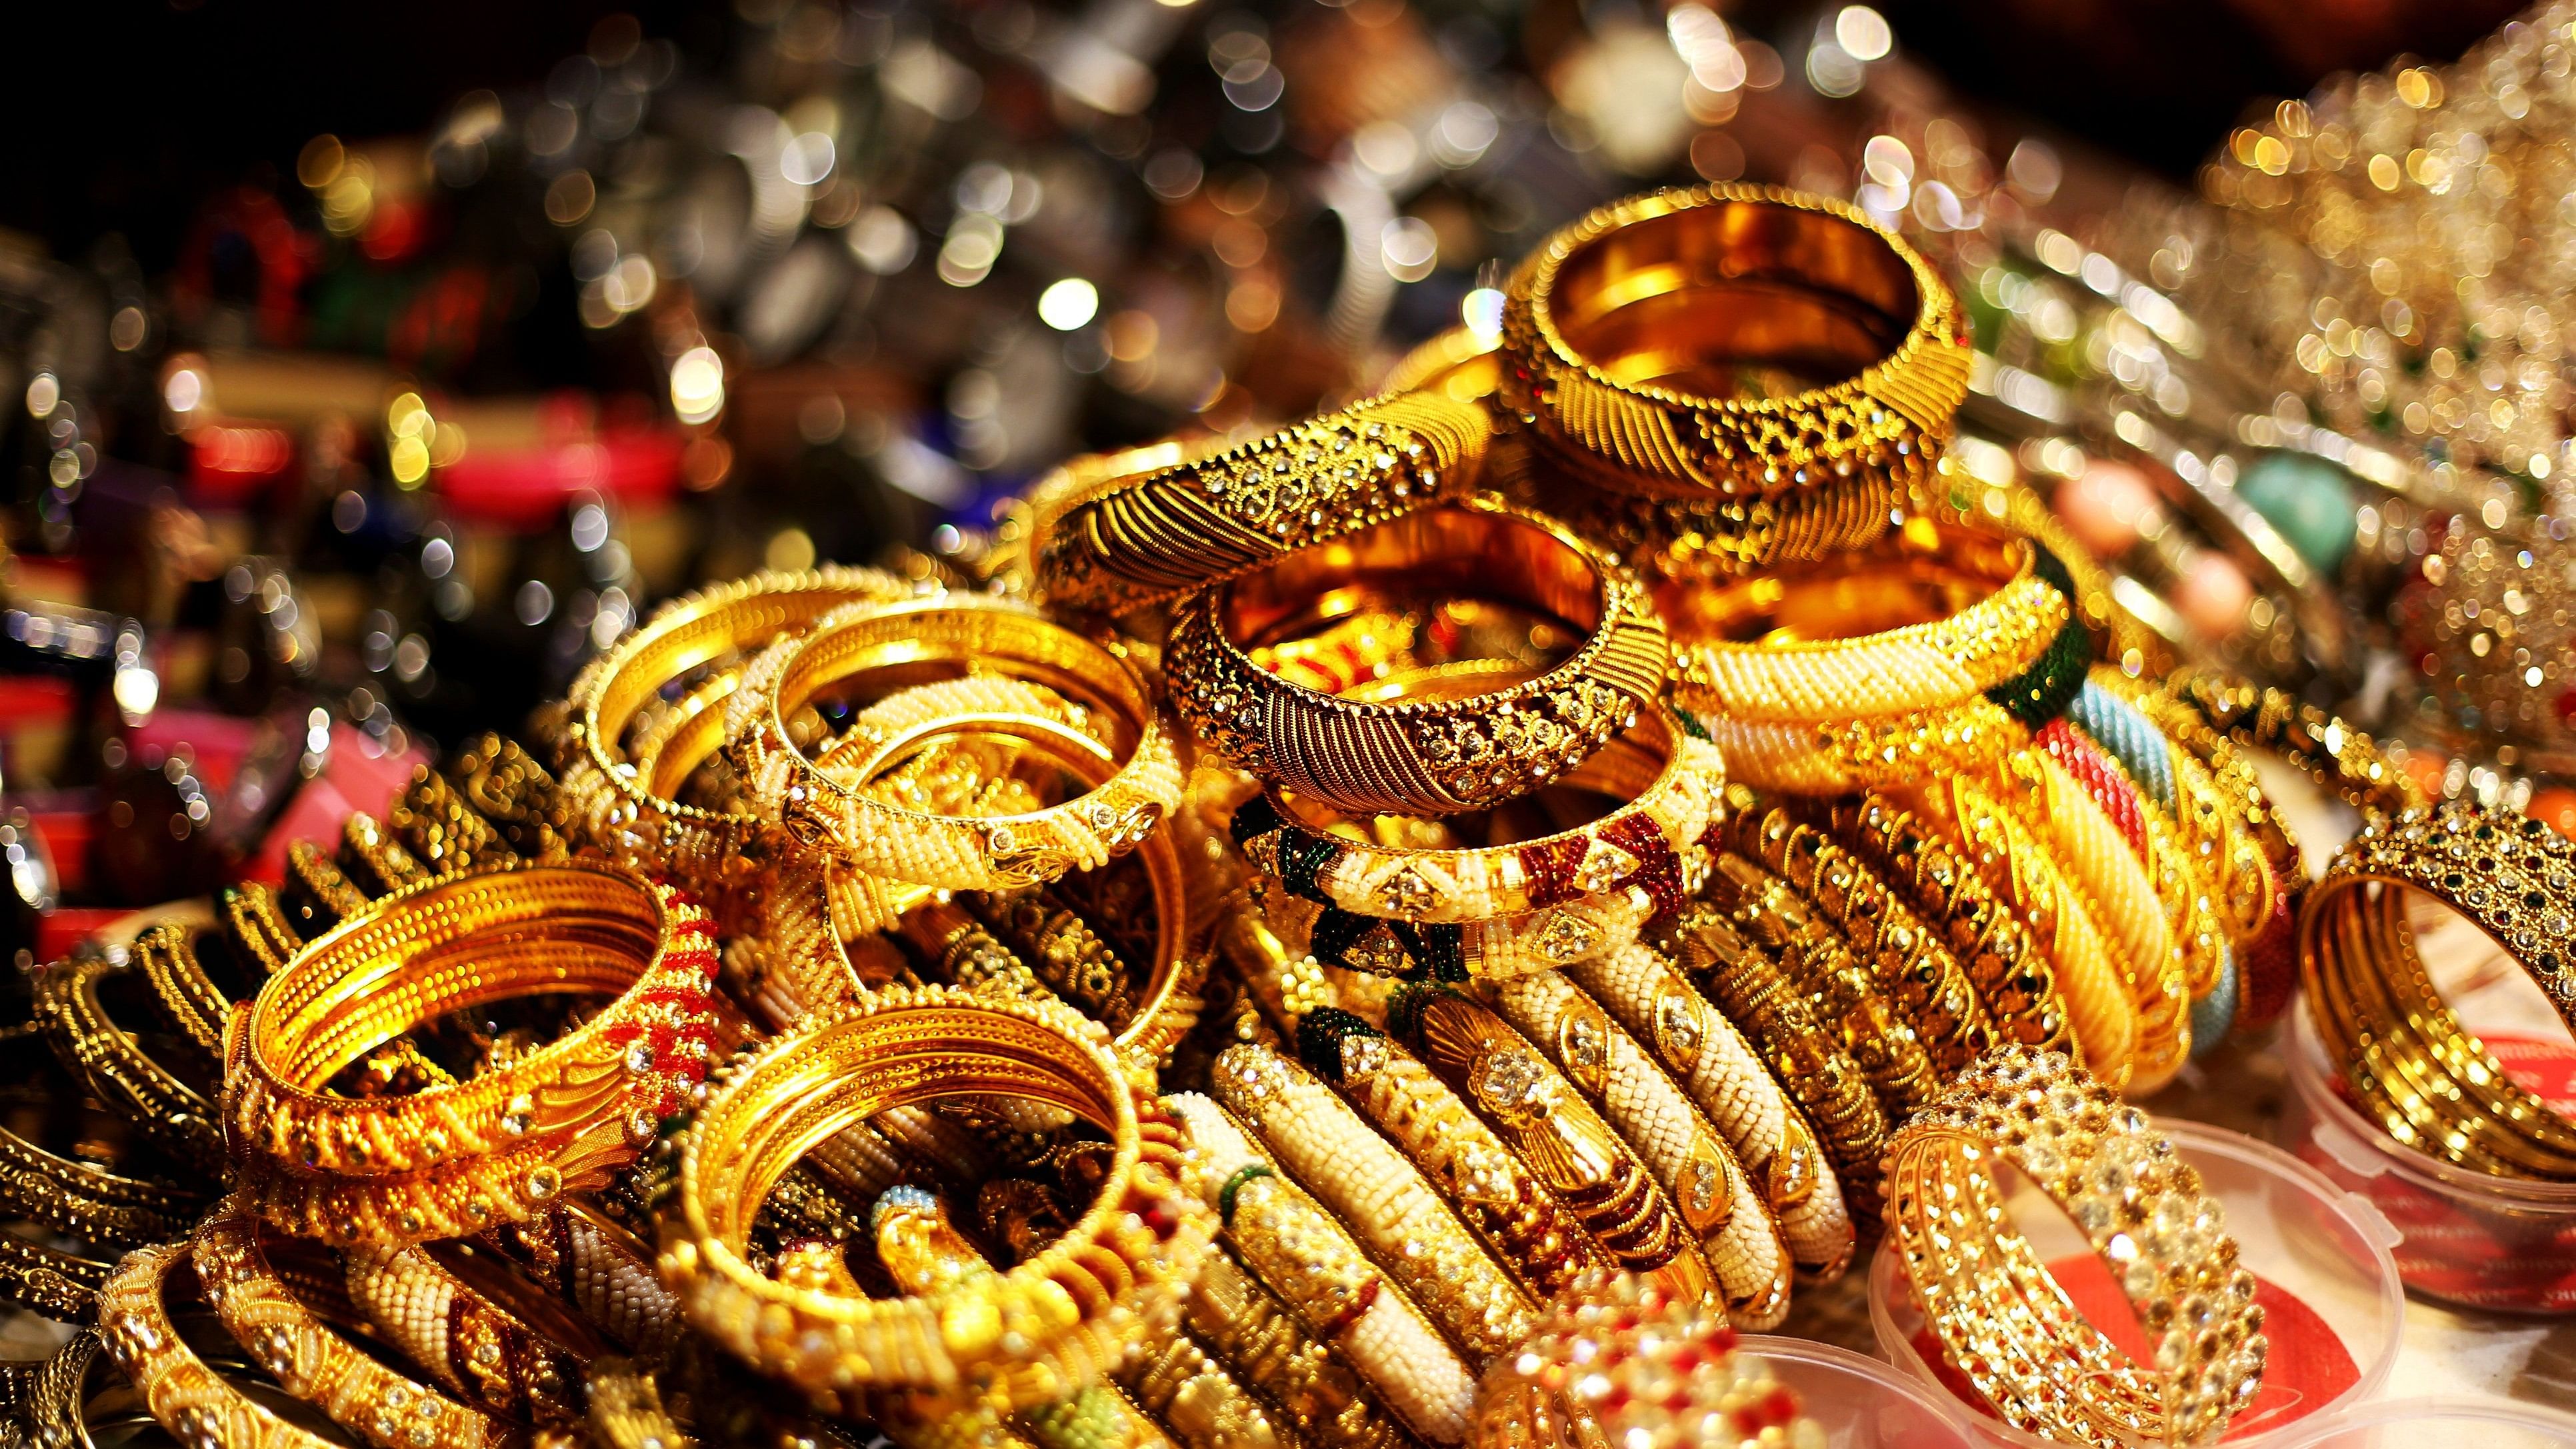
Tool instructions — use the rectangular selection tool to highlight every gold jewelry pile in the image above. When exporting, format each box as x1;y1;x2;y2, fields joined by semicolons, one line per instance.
11;183;2519;1449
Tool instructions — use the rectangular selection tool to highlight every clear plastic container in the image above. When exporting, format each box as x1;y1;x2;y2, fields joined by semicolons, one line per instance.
1868;1118;2406;1448
1739;1335;1981;1449
2272;1396;2576;1448
2279;999;2576;1314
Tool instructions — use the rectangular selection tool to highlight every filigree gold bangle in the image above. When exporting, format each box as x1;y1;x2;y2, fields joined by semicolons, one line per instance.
1033;391;1487;617
95;1240;343;1449
1163;1092;1474;1444
1261;883;1655;980
224;862;722;1250
658;988;1211;1414
1168;1241;1415;1449
557;565;913;919
1499;184;1969;505
1471;970;1791;1328
1563;944;1853;1279
1166;496;1669;817
1211;1042;1537;1362
1227;704;1715;925
729;595;1181;890
194;1203;520;1449
1887;1048;2265;1446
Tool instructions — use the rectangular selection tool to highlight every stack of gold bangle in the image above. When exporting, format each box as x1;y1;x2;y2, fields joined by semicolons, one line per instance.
20;182;2417;1449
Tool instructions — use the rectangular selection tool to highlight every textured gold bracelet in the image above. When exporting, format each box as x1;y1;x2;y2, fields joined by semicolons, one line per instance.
35;952;225;1172
729;595;1182;890
1170;1241;1417;1449
1033;391;1488;617
1499;184;1968;504
339;811;431;896
1379;986;1709;1298
0;1022;196;1250
225;862;722;1249
556;565;913;921
1887;1048;2265;1446
1165;496;1670;817
658;988;1211;1414
1661;899;1889;1242
1227;703;1715;926
96;1240;342;1449
1719;789;1992;1078
195;1202;521;1449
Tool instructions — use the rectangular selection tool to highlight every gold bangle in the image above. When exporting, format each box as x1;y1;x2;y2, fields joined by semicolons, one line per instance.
485;1202;683;1362
1809;793;2080;1058
1887;1048;2265;1446
387;764;516;875
1718;789;1993;1078
1499;184;1969;505
2301;800;2576;1177
2161;668;2425;819
1522;461;1897;581
1666;523;2065;723
1259;882;1656;980
1290;1006;1621;1303
1228;703;1715;926
0;1226;111;1322
730;595;1182;889
0;1022;197;1250
557;566;913;918
1165;495;1669;816
1211;1042;1538;1362
1470;969;1792;1328
224;861;723;1250
1033;392;1488;617
657;987;1213;1413
871;1186;1181;1449
442;733;577;864
340;811;431;896
1660;898;1887;1244
194;1202;521;1449
1165;1241;1413;1449
1703;854;1939;1122
1112;1312;1292;1449
1162;1092;1475;1444
1905;776;2141;1090
1562;942;1855;1279
1380;985;1710;1298
95;1240;343;1449
35;952;226;1173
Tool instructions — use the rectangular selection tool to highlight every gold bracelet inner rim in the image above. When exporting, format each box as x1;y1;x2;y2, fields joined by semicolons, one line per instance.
1660;527;2024;645
1219;505;1603;659
1547;201;1922;405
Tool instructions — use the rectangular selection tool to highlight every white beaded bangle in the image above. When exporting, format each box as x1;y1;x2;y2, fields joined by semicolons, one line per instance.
1165;1092;1475;1444
1567;943;1854;1278
1211;1043;1537;1364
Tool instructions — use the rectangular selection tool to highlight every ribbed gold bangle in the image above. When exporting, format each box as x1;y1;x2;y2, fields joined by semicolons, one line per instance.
1165;495;1669;817
224;861;722;1250
1499;184;1969;505
1887;1048;2265;1447
1033;391;1488;617
1523;461;1897;581
729;595;1183;890
556;565;913;919
657;988;1212;1414
195;1202;521;1449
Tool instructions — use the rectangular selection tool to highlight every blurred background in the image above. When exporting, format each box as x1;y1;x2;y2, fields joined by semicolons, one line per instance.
0;0;2543;962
